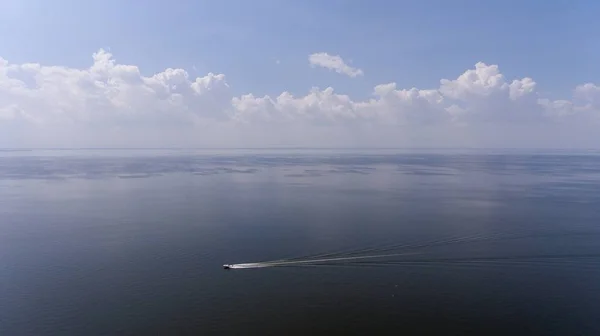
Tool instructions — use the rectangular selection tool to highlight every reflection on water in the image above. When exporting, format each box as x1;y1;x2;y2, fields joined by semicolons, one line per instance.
1;149;600;335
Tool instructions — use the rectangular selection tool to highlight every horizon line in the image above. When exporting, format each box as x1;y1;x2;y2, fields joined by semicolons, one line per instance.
1;147;599;151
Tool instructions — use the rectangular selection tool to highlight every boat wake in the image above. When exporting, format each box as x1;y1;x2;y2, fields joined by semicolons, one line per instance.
223;230;600;270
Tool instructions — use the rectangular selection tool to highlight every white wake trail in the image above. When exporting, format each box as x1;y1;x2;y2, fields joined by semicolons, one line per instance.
228;263;272;269
228;252;420;269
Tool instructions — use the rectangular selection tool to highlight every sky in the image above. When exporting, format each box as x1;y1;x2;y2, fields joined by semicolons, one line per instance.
1;0;600;148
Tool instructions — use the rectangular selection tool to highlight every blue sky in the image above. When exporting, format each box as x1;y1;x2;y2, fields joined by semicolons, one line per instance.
2;0;598;99
1;0;599;148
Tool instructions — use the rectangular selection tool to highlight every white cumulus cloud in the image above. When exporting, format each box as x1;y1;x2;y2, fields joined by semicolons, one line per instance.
0;49;599;148
308;52;364;78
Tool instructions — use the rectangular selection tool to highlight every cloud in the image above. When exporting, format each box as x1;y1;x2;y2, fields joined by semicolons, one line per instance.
575;83;600;108
308;52;364;78
0;50;599;148
1;49;232;127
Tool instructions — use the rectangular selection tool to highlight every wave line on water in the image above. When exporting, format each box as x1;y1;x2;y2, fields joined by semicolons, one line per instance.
227;252;421;269
224;231;600;270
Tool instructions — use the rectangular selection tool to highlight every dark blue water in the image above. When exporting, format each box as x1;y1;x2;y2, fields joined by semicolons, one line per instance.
2;149;600;335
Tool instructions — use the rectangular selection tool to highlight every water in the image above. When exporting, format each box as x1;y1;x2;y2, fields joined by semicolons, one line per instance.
1;149;600;335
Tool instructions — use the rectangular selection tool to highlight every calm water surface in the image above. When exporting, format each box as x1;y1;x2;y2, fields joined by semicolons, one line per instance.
1;149;600;335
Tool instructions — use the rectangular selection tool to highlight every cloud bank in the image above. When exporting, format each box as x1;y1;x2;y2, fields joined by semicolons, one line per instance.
0;49;598;148
308;52;364;78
